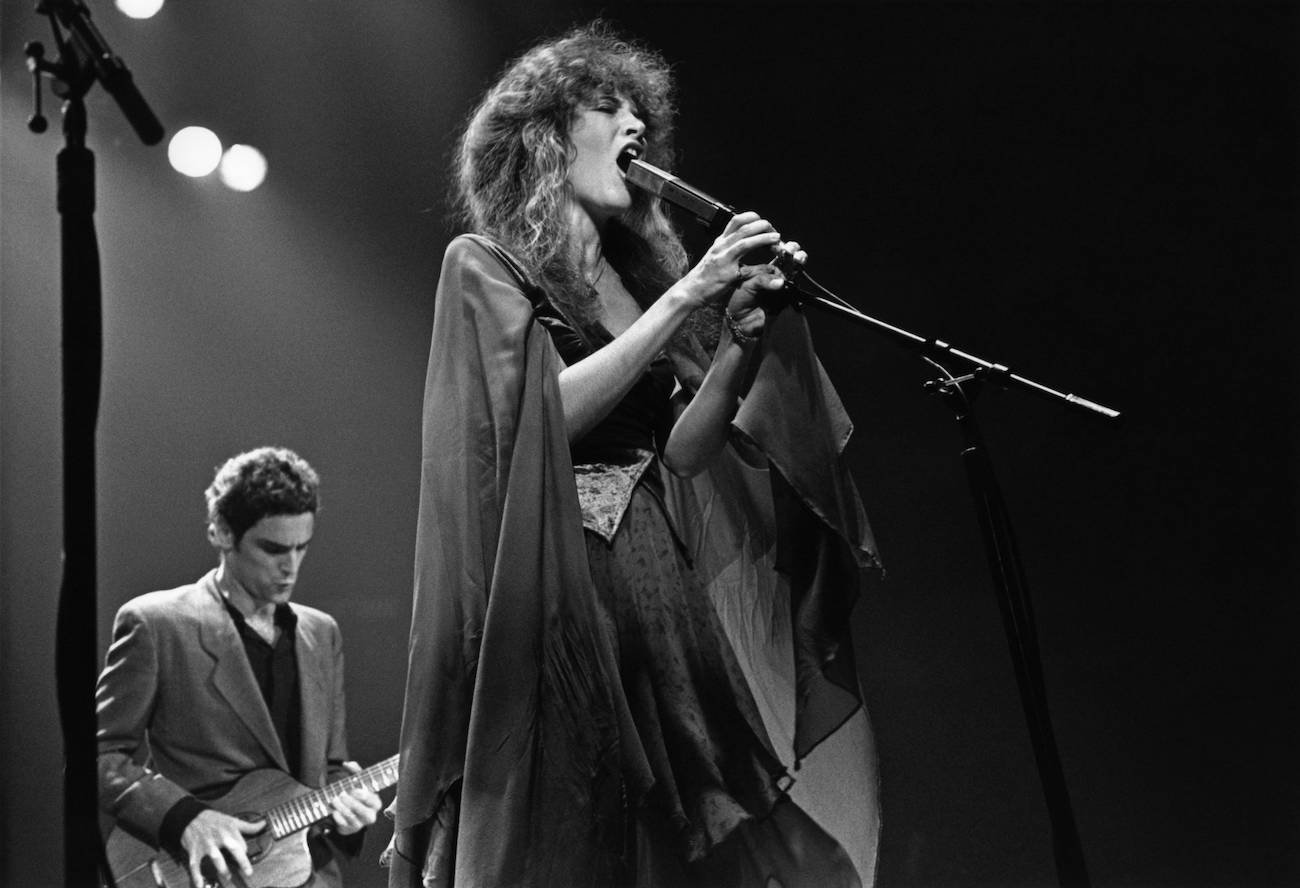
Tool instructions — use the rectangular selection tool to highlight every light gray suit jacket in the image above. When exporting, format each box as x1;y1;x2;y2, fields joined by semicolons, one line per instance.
96;569;353;880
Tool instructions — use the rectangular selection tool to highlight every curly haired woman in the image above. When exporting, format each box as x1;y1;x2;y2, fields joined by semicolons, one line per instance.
387;22;882;888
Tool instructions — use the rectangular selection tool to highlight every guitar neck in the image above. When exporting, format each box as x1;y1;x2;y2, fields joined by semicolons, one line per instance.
264;754;399;839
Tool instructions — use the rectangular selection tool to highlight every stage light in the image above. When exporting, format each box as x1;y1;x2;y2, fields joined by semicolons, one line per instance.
218;145;268;192
167;126;222;178
115;0;165;20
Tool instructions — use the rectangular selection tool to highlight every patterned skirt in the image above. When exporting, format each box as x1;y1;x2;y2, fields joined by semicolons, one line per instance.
584;483;861;888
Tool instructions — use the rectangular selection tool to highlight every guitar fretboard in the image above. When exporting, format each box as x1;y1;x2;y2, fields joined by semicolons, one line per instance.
266;754;399;838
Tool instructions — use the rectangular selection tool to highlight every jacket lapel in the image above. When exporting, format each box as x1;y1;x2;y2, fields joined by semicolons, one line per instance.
294;614;330;788
197;575;289;772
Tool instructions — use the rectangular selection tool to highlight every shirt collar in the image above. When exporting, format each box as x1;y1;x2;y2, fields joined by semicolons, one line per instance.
221;596;298;633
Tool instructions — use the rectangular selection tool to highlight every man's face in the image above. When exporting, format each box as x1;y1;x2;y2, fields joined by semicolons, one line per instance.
218;512;315;609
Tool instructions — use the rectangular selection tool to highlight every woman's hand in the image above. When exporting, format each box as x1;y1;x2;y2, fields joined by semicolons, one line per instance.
677;212;783;309
661;239;807;477
724;240;808;344
557;214;779;443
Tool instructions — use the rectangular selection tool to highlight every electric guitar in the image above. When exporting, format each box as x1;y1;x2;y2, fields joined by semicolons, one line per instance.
105;755;399;888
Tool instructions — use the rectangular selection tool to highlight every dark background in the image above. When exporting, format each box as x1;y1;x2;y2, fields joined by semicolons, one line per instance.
2;1;1295;886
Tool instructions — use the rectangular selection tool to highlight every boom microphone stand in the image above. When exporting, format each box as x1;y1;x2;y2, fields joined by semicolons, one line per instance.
24;2;163;885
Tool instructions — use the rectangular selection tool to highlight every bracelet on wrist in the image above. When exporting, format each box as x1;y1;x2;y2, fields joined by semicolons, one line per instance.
724;309;758;346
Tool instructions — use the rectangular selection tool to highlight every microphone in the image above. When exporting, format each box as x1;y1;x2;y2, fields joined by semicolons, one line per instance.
625;157;809;286
624;158;735;230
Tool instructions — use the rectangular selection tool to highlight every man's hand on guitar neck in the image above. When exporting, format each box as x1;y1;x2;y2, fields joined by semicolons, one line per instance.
329;760;383;836
180;809;266;887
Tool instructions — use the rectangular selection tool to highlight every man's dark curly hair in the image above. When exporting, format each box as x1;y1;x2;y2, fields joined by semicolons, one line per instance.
205;447;319;544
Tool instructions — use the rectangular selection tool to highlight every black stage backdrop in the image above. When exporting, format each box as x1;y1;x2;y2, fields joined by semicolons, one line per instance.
1;2;1295;886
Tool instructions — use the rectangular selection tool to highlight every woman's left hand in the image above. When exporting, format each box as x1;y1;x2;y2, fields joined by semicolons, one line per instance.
725;241;807;342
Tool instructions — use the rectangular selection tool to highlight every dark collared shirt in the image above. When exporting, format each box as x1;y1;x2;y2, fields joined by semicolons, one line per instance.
223;599;303;780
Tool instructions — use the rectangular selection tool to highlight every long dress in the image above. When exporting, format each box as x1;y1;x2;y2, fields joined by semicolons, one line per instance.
387;234;882;888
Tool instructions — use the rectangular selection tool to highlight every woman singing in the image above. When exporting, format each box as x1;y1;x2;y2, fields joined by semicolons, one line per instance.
388;22;882;888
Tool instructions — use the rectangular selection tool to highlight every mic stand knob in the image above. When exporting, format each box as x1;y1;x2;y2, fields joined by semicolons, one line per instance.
25;41;50;133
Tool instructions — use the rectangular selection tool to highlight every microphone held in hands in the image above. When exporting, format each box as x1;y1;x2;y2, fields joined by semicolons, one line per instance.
625;158;807;304
624;158;735;229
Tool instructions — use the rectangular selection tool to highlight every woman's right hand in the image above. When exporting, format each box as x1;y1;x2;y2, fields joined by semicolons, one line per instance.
676;211;783;308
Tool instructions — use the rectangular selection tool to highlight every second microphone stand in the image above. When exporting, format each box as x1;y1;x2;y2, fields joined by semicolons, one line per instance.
25;2;163;885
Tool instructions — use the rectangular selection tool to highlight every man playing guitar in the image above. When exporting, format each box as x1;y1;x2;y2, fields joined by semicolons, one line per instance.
96;447;382;887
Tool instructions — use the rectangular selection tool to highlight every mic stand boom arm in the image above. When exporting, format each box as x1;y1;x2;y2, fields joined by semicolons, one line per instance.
625;158;1118;414
781;270;1120;420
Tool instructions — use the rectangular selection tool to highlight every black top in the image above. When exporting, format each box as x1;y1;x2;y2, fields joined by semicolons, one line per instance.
223;600;303;779
531;286;676;466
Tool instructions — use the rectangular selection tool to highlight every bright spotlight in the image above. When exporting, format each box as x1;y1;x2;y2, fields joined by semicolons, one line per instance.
115;0;165;19
218;144;268;192
168;126;222;178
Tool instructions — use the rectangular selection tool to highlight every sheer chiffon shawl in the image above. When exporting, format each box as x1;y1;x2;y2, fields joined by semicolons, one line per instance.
389;236;631;888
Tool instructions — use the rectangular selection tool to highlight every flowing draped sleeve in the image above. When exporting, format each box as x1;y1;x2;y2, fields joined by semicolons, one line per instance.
734;304;881;754
389;235;630;888
662;304;884;883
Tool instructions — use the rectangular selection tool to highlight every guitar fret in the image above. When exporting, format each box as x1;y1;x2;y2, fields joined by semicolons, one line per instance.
263;754;402;839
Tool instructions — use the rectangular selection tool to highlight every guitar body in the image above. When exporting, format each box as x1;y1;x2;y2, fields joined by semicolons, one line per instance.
106;769;315;888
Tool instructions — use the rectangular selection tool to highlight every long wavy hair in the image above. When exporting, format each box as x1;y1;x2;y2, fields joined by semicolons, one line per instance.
453;22;691;335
